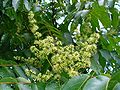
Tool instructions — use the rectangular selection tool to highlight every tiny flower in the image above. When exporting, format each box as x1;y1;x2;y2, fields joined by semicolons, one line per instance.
28;11;34;19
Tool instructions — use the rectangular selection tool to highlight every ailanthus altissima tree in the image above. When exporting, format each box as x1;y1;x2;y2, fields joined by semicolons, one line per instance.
0;0;120;90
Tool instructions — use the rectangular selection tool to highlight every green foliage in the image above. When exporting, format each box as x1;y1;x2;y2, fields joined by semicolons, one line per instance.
62;74;90;90
0;0;120;89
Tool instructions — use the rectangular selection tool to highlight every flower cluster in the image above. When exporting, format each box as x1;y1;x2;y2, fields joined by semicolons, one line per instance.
25;69;53;82
14;11;100;82
28;11;39;33
14;56;41;67
23;32;99;80
30;36;56;60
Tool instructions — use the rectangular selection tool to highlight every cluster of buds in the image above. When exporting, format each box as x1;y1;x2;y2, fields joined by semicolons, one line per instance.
25;69;53;82
28;11;39;33
14;56;40;67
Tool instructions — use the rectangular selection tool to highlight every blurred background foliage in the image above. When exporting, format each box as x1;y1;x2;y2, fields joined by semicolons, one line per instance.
0;0;120;90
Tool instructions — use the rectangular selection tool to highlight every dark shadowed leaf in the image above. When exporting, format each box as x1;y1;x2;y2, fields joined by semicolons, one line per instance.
91;53;102;74
91;14;99;31
36;82;46;90
0;59;17;66
108;70;120;90
5;7;16;20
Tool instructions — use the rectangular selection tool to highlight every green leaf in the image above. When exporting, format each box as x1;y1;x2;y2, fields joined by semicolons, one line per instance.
0;67;15;78
24;0;31;11
91;14;99;31
75;10;89;18
17;77;31;84
63;32;73;45
18;84;32;90
72;0;77;4
91;53;102;74
36;82;46;90
70;22;77;33
13;66;28;79
100;36;109;50
107;0;115;8
62;74;90;90
0;84;13;90
12;0;20;11
45;83;60;90
110;8;119;29
66;3;76;13
114;83;120;90
83;75;110;90
3;0;9;7
31;84;39;90
91;2;111;28
110;52;120;65
108;70;120;90
99;52;106;70
0;77;17;84
0;59;17;66
5;7;16;20
99;49;112;61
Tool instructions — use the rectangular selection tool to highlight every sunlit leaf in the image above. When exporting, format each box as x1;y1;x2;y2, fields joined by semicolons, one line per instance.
0;84;13;90
12;0;20;11
114;83;120;90
110;8;119;29
17;77;31;84
24;0;31;11
62;74;90;90
45;83;60;90
91;2;111;28
0;77;17;84
83;75;110;90
18;84;32;90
